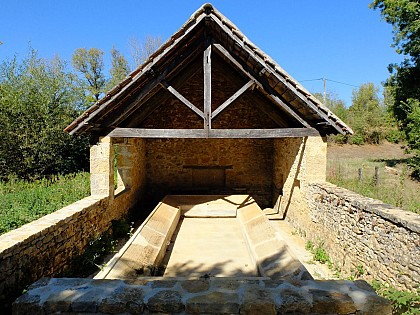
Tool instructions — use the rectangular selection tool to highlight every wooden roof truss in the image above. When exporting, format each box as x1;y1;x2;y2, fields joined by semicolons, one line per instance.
65;4;352;138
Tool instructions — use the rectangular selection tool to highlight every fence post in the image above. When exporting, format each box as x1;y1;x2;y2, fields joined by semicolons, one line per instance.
358;168;363;182
375;166;379;186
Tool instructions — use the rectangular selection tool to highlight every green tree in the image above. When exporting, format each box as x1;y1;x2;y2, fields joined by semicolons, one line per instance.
107;46;130;91
314;92;348;122
348;83;386;144
0;49;89;179
72;48;106;104
370;0;420;174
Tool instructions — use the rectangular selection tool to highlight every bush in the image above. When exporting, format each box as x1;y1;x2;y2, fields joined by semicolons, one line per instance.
371;280;420;315
349;134;365;145
386;128;406;143
0;49;89;180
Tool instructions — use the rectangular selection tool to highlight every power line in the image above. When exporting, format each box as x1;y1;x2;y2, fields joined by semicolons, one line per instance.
299;77;357;87
326;79;358;88
299;78;323;82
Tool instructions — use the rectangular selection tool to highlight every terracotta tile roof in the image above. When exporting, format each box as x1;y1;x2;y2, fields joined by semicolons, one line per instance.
65;3;353;136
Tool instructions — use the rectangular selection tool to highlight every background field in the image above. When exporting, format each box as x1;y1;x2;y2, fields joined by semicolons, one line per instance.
327;142;420;214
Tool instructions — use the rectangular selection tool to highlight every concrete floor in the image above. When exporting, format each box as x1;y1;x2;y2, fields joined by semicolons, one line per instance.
163;217;258;277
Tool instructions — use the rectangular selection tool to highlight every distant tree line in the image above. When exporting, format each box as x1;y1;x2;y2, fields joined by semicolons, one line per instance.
314;82;404;145
0;37;161;180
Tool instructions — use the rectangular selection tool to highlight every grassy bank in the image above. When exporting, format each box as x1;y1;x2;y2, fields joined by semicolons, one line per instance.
0;172;90;235
327;143;420;214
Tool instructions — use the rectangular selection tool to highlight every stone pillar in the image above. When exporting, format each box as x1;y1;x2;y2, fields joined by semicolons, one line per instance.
115;139;135;191
90;136;114;197
304;135;327;183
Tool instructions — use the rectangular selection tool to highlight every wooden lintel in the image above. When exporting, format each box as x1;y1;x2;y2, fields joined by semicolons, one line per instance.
212;80;254;119
161;83;205;118
107;128;319;138
212;43;311;128
203;45;212;136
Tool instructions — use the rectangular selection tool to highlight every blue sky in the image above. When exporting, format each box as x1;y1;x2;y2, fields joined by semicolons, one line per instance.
0;0;401;106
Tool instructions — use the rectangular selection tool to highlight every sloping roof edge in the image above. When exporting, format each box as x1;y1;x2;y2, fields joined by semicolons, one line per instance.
65;3;353;135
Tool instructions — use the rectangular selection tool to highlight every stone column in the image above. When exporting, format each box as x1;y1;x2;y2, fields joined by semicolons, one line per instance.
115;139;135;191
90;136;114;197
304;135;327;183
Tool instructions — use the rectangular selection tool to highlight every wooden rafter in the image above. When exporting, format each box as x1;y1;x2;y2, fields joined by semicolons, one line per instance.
108;128;319;138
203;45;212;136
160;82;205;118
212;44;311;128
212;80;254;119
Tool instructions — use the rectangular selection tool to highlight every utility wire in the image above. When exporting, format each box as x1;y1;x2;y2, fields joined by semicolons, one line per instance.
299;77;357;87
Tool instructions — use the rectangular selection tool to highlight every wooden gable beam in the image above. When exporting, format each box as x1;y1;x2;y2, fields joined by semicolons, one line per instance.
212;80;254;119
100;43;205;129
212;43;311;129
108;127;319;138
203;45;212;137
209;15;347;134
160;82;205;118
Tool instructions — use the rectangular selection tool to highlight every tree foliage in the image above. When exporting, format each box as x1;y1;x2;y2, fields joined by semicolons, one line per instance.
315;83;402;145
0;49;89;180
107;46;130;91
72;48;107;104
370;0;420;176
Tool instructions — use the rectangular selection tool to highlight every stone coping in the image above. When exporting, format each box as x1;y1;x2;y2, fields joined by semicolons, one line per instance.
0;195;107;254
13;277;391;314
312;182;420;233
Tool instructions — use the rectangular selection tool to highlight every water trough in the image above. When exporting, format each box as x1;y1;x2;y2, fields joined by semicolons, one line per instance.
95;195;310;281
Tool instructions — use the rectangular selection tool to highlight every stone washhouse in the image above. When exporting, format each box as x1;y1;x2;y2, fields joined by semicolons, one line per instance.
65;5;352;210
12;3;420;314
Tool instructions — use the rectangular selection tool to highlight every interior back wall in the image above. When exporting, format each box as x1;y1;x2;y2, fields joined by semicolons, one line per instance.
144;138;274;207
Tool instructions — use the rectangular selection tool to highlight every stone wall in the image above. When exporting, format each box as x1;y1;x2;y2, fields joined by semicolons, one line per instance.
272;135;327;215
288;182;420;291
0;137;146;311
145;138;274;207
13;277;391;314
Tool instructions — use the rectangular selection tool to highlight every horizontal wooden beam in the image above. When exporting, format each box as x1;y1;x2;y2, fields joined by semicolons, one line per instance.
107;127;319;138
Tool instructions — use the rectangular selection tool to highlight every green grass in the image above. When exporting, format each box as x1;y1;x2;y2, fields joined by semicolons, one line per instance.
0;172;90;235
327;159;420;214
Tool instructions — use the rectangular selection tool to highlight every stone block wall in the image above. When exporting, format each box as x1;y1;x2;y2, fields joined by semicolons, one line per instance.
13;277;391;314
145;138;274;207
0;137;146;311
288;182;420;291
272;135;327;216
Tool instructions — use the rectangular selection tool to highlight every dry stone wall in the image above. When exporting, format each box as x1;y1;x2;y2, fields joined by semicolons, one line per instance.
288;182;420;291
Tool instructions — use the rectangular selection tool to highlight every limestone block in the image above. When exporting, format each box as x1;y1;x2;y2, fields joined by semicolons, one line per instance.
276;288;311;314
181;280;210;293
243;215;276;245
147;290;184;313
241;287;276;315
98;286;144;314
310;289;357;314
186;291;240;314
